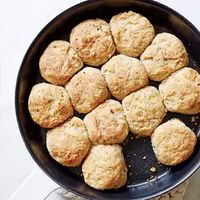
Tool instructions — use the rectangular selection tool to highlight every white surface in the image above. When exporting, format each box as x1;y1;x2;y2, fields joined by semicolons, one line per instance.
0;0;82;199
8;168;58;200
0;0;199;200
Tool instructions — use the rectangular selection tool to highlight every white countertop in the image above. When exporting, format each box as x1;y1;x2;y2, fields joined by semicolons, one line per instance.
1;0;200;199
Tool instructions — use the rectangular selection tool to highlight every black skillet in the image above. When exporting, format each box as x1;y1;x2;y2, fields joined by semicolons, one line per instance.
15;0;200;199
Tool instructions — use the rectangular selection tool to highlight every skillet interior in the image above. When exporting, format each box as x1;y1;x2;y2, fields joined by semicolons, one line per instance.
15;0;200;199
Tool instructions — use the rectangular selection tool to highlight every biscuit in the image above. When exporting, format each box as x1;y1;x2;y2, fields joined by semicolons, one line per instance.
152;180;188;200
65;67;108;113
84;99;128;144
46;117;91;167
82;144;127;190
110;11;155;57
159;67;200;114
140;32;188;81
122;86;167;137
39;40;83;85
28;83;73;128
70;19;115;66
151;119;197;166
101;55;149;100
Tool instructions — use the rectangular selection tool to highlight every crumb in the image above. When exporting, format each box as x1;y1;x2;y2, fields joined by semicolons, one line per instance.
195;122;198;126
150;175;154;180
150;167;156;172
129;172;133;176
128;165;131;168
131;137;133;140
142;156;146;160
196;116;199;119
191;116;195;122
122;141;127;146
133;153;136;156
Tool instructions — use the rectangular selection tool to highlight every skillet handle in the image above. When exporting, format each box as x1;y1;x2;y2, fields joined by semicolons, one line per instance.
44;188;86;200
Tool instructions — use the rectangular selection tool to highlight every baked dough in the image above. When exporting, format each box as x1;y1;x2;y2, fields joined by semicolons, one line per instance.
82;144;127;190
39;40;83;85
65;67;109;113
140;33;188;81
122;86;167;137
110;11;155;57
101;55;148;100
46;117;91;167
151;119;197;166
159;67;200;114
70;19;115;66
84;99;128;144
28;83;73;128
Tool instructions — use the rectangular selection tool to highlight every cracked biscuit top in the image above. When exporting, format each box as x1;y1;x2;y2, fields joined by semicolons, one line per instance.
65;67;109;114
70;19;115;66
101;55;149;100
39;40;83;85
46;117;91;167
84;99;128;144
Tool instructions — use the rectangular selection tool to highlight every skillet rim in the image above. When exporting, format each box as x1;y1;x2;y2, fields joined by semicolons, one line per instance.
15;0;200;199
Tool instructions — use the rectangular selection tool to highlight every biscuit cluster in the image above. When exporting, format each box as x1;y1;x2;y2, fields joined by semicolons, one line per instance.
28;11;199;190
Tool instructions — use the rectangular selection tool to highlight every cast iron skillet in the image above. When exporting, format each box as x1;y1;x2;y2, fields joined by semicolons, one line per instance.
15;0;200;199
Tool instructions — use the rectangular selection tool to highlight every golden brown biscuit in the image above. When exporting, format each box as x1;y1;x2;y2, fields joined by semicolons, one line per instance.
101;55;149;100
84;99;128;144
28;83;73;128
65;67;109;114
122;86;167;137
46;117;91;167
151;119;197;166
82;144;127;190
39;40;83;85
110;11;155;57
70;19;115;66
140;33;188;81
159;67;200;114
